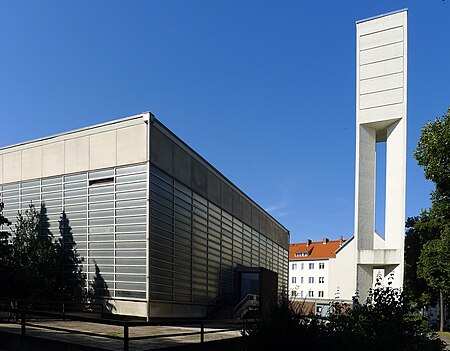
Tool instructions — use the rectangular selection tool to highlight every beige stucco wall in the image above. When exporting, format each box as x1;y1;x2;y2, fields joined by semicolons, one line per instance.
328;239;356;301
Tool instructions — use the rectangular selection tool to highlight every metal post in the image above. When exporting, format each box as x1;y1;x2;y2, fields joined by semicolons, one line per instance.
200;322;204;343
123;325;129;351
21;312;25;335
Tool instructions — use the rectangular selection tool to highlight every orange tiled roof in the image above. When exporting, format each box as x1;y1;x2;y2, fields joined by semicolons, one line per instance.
289;238;346;261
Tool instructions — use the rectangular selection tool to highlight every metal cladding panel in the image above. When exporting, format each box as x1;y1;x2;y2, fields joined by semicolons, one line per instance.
232;190;243;220
191;158;207;198
207;170;221;205
149;118;289;250
173;144;191;187
150;126;173;175
221;182;233;213
243;198;252;224
251;205;260;232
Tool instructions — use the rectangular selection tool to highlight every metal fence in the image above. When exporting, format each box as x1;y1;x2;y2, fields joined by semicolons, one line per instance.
0;306;242;351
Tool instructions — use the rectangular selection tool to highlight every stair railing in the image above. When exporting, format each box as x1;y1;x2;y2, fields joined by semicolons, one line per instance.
233;294;260;319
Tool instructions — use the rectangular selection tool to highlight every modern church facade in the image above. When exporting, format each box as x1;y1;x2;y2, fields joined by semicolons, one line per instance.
0;112;289;318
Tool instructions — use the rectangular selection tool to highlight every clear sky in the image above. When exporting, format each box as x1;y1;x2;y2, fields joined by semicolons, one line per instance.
0;1;448;244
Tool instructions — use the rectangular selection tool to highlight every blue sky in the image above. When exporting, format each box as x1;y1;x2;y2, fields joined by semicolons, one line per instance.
0;1;448;244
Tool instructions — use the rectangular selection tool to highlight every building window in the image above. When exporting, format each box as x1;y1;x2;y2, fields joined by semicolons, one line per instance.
309;277;314;284
300;290;304;298
308;291;314;297
301;263;304;270
301;277;304;284
292;277;297;284
291;290;297;297
292;263;297;270
319;262;325;269
318;291;324;298
319;277;325;283
309;263;314;270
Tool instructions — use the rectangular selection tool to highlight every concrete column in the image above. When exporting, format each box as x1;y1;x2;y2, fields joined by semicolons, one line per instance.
356;125;376;250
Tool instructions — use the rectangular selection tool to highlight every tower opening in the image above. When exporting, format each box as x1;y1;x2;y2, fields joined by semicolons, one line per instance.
375;141;386;238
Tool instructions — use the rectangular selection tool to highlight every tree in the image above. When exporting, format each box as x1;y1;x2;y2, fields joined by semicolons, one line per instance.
0;202;86;307
404;213;440;308
409;108;450;332
417;227;450;332
0;202;12;297
414;108;450;202
244;284;445;351
9;204;63;302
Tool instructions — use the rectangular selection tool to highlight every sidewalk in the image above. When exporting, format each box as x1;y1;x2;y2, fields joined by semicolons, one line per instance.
0;320;242;351
439;332;450;350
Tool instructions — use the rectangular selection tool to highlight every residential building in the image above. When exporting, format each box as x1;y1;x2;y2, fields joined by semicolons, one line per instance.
289;237;345;313
0;112;289;318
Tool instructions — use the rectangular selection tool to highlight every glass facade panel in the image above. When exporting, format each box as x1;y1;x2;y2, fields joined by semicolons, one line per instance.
149;164;288;304
0;163;148;300
0;160;288;307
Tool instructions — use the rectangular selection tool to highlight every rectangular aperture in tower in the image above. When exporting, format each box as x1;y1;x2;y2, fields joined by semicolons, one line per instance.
355;10;407;254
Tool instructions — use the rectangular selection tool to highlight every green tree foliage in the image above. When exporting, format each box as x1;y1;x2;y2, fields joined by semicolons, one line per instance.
417;226;450;331
0;203;85;305
406;108;450;331
417;228;450;297
0;202;12;297
9;204;63;301
404;212;440;307
414;108;450;202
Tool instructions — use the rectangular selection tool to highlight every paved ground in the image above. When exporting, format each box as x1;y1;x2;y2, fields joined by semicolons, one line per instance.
439;332;450;350
0;320;242;350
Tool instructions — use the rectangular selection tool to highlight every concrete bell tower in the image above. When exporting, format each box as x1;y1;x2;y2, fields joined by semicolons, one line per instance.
354;10;407;301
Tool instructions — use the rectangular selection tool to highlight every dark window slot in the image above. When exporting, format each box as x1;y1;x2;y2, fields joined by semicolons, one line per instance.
89;177;114;186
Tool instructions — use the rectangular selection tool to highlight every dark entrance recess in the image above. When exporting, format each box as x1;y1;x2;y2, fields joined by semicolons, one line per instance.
236;267;278;318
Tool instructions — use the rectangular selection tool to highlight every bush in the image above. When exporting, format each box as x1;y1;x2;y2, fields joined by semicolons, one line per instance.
244;284;446;351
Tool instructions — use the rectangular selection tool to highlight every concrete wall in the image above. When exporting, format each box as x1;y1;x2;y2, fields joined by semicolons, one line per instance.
108;299;148;318
328;239;356;301
0;114;148;184
344;9;407;301
357;11;407;125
